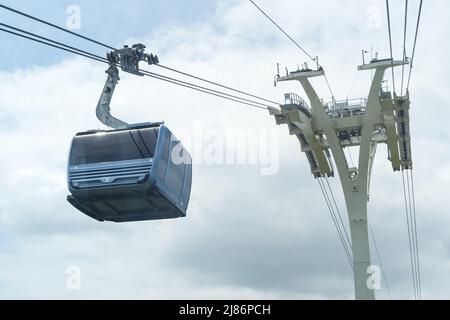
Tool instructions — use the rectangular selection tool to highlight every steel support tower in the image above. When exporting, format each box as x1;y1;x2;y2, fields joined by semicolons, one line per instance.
270;57;411;300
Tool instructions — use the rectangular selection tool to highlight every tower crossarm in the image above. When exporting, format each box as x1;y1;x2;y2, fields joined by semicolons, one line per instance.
275;68;352;184
269;102;333;178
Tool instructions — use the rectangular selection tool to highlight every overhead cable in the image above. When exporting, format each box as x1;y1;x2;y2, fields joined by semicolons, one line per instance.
401;0;409;95
248;0;315;62
317;178;354;270
406;0;423;90
385;0;397;95
0;4;279;108
0;3;117;50
0;25;273;111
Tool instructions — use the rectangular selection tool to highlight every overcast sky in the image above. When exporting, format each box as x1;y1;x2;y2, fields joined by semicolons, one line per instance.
0;0;449;299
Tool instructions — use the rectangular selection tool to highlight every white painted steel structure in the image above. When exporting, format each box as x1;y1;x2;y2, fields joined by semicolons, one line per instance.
270;58;411;300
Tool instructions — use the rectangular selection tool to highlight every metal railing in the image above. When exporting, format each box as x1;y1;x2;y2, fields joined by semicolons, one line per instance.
284;93;310;109
327;98;367;110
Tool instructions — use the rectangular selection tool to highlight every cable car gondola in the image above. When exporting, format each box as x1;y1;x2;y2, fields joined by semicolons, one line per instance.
66;44;192;222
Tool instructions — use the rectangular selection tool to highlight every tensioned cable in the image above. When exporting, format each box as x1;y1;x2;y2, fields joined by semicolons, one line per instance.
0;26;271;110
0;3;117;50
405;170;418;299
138;67;274;109
406;169;421;299
346;71;359;101
0;4;279;108
409;170;421;299
140;70;269;110
139;69;273;109
0;27;107;64
385;0;397;95
318;179;354;270
0;25;271;110
401;169;418;299
248;0;315;61
0;23;105;63
400;0;409;96
318;178;354;269
403;1;423;298
325;177;352;250
318;178;354;270
156;64;280;106
395;0;423;299
406;0;423;90
369;223;392;300
248;0;335;100
324;75;335;100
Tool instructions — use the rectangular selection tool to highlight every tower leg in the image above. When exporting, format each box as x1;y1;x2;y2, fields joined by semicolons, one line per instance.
346;192;375;300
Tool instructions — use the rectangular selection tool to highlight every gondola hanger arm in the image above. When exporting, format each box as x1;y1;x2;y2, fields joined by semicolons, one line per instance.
95;43;159;129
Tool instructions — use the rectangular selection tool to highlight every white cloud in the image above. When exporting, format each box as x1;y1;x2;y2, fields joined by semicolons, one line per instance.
0;0;449;299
